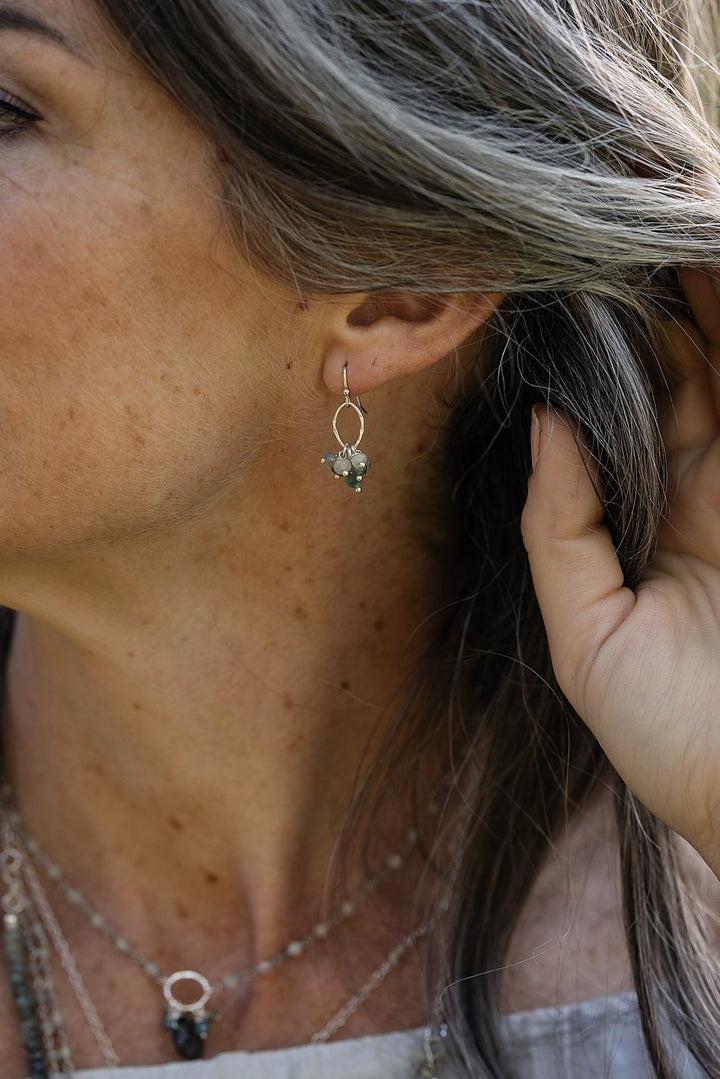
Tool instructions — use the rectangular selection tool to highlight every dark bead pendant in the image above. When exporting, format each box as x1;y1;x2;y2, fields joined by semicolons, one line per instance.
164;1007;218;1061
170;1014;205;1060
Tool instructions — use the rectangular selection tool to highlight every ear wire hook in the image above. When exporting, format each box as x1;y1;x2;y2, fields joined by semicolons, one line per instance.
343;364;367;414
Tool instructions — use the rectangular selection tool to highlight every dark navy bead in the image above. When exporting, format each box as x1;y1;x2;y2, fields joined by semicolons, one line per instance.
170;1014;206;1060
4;921;49;1076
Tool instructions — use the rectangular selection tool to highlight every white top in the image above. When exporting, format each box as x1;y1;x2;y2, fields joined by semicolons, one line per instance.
61;993;704;1079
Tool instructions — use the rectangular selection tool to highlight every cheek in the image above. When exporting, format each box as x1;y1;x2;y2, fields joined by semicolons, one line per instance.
0;157;269;551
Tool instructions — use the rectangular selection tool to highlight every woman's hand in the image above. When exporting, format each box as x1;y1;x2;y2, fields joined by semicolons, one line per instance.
522;268;720;876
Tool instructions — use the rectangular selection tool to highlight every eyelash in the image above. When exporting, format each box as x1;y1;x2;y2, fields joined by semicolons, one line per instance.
0;90;42;137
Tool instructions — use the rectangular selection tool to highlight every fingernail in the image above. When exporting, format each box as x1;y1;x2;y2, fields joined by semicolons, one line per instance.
530;406;542;472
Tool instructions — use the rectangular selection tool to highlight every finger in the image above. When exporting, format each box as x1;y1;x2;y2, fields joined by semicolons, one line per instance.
522;407;635;708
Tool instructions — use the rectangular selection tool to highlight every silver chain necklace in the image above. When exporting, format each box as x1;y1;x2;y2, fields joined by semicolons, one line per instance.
1;784;429;1062
2;814;445;1077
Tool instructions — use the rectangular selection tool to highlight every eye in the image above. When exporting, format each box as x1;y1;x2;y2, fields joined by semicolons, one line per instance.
0;90;42;137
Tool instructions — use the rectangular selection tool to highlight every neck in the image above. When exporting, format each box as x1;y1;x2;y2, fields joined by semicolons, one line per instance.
0;466;452;965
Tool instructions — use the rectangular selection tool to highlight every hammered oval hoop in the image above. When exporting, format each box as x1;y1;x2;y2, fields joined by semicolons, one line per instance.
331;398;365;451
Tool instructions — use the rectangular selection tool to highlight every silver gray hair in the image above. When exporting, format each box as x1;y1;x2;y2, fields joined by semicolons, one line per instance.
92;0;720;1074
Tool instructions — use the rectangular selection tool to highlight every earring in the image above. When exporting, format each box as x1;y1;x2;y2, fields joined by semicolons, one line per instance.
321;365;371;493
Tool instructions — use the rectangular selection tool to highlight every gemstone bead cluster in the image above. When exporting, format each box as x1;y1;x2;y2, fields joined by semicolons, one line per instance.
320;449;371;492
163;1007;218;1061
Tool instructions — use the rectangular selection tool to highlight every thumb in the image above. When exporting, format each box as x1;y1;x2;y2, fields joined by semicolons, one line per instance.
521;407;635;710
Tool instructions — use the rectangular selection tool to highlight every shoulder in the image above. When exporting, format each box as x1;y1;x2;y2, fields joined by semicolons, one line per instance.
502;786;720;1014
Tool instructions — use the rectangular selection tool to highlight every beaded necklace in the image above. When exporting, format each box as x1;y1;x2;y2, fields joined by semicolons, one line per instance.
1;786;445;1074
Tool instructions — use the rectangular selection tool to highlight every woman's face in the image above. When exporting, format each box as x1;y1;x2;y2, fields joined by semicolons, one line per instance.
0;0;308;558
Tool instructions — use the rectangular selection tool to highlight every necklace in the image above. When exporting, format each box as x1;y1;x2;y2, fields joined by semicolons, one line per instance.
414;1018;448;1079
21;851;120;1068
311;922;429;1042
3;827;443;1078
3;805;444;1077
1;784;426;1061
311;929;448;1079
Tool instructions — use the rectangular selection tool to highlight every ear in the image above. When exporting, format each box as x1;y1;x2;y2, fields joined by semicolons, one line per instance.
320;291;505;396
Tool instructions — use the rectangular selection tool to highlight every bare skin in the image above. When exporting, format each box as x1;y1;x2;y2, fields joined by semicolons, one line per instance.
0;0;498;1069
0;0;720;1075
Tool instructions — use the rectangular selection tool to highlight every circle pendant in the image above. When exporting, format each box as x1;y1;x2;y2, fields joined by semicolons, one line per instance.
163;970;212;1015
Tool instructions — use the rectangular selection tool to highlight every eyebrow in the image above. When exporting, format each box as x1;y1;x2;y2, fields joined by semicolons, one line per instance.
0;6;83;58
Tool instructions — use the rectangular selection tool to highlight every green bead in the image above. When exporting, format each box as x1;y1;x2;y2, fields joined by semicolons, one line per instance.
350;452;369;474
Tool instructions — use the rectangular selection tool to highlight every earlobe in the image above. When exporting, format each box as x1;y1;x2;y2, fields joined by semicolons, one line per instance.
321;290;505;397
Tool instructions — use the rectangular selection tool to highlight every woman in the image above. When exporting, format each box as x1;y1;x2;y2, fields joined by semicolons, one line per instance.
2;0;720;1075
